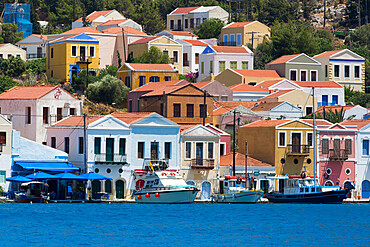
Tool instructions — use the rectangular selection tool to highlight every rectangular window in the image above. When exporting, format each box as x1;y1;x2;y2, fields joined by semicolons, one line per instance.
187;104;194;118
70;108;76;115
344;65;350;78
223;34;228;44
173;103;181;117
334;65;340;77
311;71;317;81
200;104;207;118
332;95;338;105
300;70;307;81
125;76;131;88
325;65;328;77
220;143;225;156
219;61;225;73
51;137;56;148
196;18;200;27
290;70;297;80
345;139;352;155
230;34;235;45
201;62;204;73
89;46;95;58
43;107;49;124
0;170;5;184
119;138;126;155
139;76;146;87
322;139;329;154
278;132;286;147
57;108;63;121
208;142;214;159
79;46;86;60
129;100;132;112
79;137;83;154
64;137;70;154
305;106;313;115
185;19;188;29
354;65;360;78
71;45;77;57
322;95;328;106
170;20;174;29
0;132;6;145
94;137;101;154
363;139;369;156
185;142;191;159
195;53;199;64
242;61;248;70
0;54;3;58
138;142;144;159
165;142;171;159
51;48;54;58
164;76;171;81
190;19;194;28
210;61;213;73
173;51;178;63
230;61;237;69
307;133;313;147
26;107;31;124
237;33;242;46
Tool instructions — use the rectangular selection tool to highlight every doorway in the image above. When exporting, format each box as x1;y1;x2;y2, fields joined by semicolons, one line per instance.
116;180;125;199
196;143;204;165
201;181;211;200
92;179;101;199
292;133;301;153
362;180;370;198
151;141;159;160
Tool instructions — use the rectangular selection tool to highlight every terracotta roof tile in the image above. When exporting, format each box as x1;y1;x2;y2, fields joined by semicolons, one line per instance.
340;119;370;130
111;112;155;124
211;46;249;53
181;39;208;46
213;107;230;116
223;22;254;28
229;83;269;92
256;80;285;89
242;119;290;127
141;84;190;97
53;115;103;127
260;89;294;99
300;119;333;126
231;69;281;78
214;101;257;110
316;105;357;115
313;50;344;58
132;80;187;92
180;124;198;133
170;7;201;15
0;86;60;100
75;10;112;22
193;81;212;89
220;152;272;167
293;81;343;88
102;26;147;35
125;63;176;71
251;102;284;111
98;19;127;26
129;36;159;45
62;27;102;34
266;54;302;65
33;34;47;41
165;30;197;37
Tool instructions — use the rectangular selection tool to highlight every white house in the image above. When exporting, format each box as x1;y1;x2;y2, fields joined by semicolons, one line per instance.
228;83;269;102
251;101;304;119
197;45;253;82
156;30;198;40
72;10;125;29
0;86;82;144
0;115;12;191
0;43;27;60
314;49;366;91
176;39;208;74
97;19;143;32
47;112;180;199
317;105;369;120
16;35;47;59
340;120;370;199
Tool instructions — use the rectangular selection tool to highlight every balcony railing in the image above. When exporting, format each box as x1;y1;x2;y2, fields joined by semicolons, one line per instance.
219;41;236;46
317;102;338;107
286;144;310;156
95;153;127;164
329;149;349;161
27;53;46;59
191;158;215;169
169;25;183;31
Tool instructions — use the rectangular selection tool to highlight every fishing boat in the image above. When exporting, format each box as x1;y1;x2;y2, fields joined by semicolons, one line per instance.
133;160;199;204
14;181;49;203
212;176;263;203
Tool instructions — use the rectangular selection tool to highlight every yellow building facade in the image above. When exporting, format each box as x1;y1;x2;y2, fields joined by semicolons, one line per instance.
46;33;99;83
238;119;319;176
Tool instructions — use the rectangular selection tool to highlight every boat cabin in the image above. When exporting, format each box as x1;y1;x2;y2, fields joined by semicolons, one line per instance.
272;177;341;195
219;176;251;194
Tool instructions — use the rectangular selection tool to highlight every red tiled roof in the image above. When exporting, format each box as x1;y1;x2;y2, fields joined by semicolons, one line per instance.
53;115;103;127
180;124;198;133
132;80;186;92
214;101;257;110
316;105;357;114
0;44;7;47
266;54;302;65
129;36;159;45
170;6;201;15
229;83;269;92
75;10;112;22
102;26;147;35
313;50;344;58
223;22;254;28
231;69;281;78
0;86;60;100
293;81;343;88
213;107;230;116
211;46;249;53
111;112;155;124
62;27;102;34
251;102;284;111
125;63;176;71
220;152;272;167
33;34;47;41
98;19;127;26
181;39;208;46
256;80;285;89
193;81;212;89
340;119;370;130
242;119;290;127
300;119;333;126
260;89;294;99
165;30;197;37
142;84;191;97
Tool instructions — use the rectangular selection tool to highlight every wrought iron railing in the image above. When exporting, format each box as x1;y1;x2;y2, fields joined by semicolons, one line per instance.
287;144;310;155
95;153;127;163
191;158;214;169
329;149;349;161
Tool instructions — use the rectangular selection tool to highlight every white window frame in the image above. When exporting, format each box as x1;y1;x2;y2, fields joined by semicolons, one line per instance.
299;69;308;81
306;132;314;148
344;65;350;79
16;53;21;58
362;138;370;157
289;69;298;81
79;45;87;58
354;65;361;79
278;131;287;148
310;70;318;81
207;142;215;160
71;45;78;57
89;46;95;58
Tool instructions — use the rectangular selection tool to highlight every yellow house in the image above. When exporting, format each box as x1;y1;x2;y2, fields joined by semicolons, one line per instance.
220;21;270;49
117;63;179;90
46;33;99;83
238;119;330;176
128;36;183;74
213;69;283;86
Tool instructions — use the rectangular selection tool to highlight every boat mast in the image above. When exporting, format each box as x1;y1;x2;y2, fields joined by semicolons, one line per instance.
312;87;316;186
232;110;236;176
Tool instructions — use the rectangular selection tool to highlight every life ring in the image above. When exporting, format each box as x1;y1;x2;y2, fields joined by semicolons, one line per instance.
300;171;307;179
161;172;167;176
323;173;329;179
236;178;242;184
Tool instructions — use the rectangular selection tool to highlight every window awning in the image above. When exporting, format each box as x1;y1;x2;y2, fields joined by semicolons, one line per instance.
15;162;79;172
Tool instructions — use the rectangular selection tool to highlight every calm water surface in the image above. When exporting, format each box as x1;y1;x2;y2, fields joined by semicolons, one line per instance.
0;203;369;246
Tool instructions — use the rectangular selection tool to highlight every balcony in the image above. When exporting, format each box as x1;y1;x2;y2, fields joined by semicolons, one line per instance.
219;41;236;46
142;159;169;171
95;153;127;164
317;102;337;107
286;144;310;156
191;158;215;169
329;149;349;161
169;25;183;31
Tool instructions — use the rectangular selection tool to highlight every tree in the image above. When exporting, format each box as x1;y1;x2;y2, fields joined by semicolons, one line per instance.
341;0;368;28
134;46;170;64
131;0;165;35
26;58;47;75
194;18;225;39
345;86;370;107
0;76;20;94
86;75;129;106
0;23;23;44
302;108;355;124
98;65;119;78
0;57;26;77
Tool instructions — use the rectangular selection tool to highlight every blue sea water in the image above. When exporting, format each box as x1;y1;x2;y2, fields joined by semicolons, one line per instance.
0;203;369;247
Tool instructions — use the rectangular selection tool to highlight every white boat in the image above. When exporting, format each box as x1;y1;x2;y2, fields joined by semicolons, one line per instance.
133;161;199;204
212;176;263;203
15;181;49;203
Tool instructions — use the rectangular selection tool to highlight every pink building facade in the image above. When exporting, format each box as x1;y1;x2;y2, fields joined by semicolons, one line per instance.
318;123;357;188
205;124;231;155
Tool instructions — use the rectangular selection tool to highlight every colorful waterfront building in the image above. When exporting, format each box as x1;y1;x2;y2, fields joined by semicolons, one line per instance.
46;33;99;83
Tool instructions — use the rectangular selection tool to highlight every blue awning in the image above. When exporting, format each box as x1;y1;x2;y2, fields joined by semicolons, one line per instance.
15;162;79;172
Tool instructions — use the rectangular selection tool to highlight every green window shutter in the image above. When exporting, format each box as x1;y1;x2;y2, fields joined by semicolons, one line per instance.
219;61;225;72
79;137;84;154
94;137;101;154
64;137;70;154
242;61;248;70
201;62;204;73
210;61;213;73
119;138;126;155
51;137;56;148
230;61;237;69
0;171;6;183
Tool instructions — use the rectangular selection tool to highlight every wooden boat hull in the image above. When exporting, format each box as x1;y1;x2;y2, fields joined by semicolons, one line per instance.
266;189;349;204
15;194;47;203
134;188;199;204
212;190;263;203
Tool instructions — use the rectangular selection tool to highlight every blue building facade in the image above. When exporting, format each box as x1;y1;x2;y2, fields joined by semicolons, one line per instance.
3;3;33;39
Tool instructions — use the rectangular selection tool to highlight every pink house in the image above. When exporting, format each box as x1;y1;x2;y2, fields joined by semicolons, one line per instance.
318;123;357;188
205;124;231;155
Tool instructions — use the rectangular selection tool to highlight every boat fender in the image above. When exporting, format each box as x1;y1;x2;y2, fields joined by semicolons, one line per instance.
323;173;329;179
161;172;167;176
155;193;160;197
145;193;150;198
300;171;307;179
137;195;142;200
